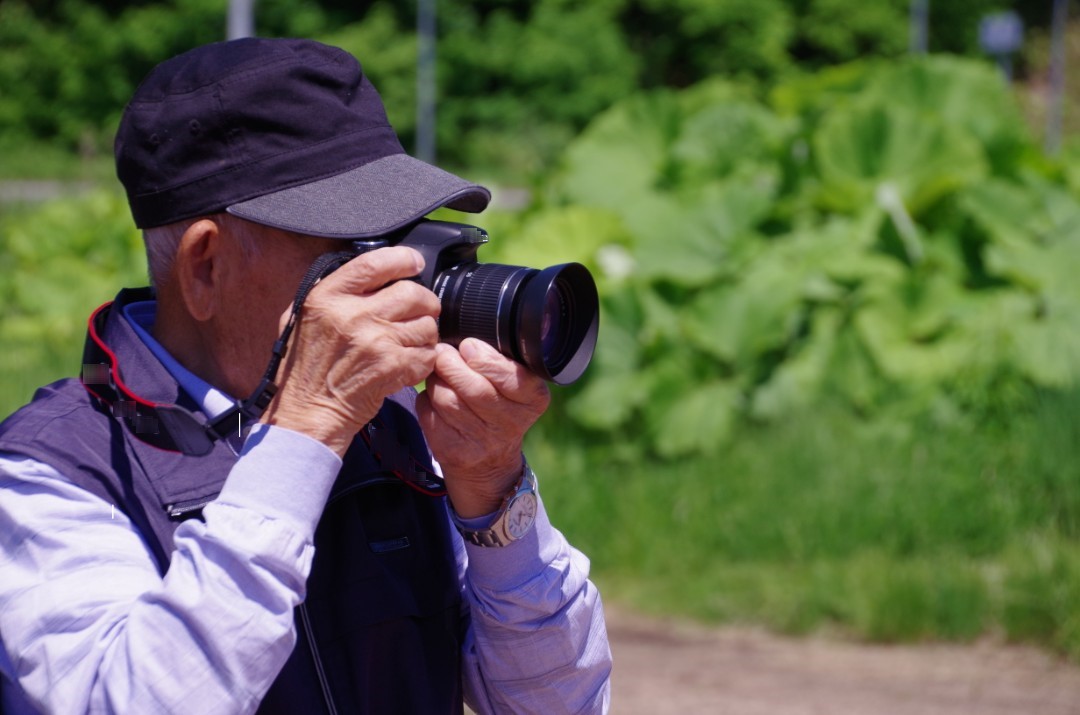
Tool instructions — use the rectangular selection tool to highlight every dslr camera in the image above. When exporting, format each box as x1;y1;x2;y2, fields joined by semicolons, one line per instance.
353;220;598;385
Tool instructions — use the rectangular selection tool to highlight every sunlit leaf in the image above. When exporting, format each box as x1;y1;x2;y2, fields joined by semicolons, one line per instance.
751;307;840;419
555;90;681;211
813;102;985;216
649;379;740;457
565;370;649;431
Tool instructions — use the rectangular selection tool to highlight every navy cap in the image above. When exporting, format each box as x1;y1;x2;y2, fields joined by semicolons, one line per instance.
115;37;490;237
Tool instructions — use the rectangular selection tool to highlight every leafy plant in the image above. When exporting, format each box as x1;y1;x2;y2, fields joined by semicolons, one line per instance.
492;56;1080;458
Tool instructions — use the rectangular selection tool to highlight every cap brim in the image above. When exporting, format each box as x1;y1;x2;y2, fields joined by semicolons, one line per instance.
225;153;491;238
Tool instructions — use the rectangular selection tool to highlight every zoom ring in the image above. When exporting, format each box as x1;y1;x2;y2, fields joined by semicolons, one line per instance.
454;264;530;349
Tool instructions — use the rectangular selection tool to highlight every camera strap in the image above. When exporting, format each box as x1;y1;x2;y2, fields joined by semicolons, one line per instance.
248;247;447;497
241;249;358;425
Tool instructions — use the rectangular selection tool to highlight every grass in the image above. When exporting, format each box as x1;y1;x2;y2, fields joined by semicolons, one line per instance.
527;389;1080;660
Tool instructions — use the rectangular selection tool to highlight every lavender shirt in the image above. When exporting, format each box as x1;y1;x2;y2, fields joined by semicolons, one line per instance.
0;302;611;714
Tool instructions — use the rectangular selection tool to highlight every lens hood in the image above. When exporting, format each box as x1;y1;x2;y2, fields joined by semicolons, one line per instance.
516;263;599;385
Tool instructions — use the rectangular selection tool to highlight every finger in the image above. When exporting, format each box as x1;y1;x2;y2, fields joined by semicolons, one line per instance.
425;346;488;416
415;384;473;452
397;344;440;387
327;246;424;294
361;278;442;323
394;315;439;349
457;338;550;408
430;342;501;407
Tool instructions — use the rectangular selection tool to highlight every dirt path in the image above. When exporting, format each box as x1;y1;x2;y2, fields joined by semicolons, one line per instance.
607;608;1080;714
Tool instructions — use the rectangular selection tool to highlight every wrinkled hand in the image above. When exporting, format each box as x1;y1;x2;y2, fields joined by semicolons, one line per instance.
261;247;441;456
416;338;550;518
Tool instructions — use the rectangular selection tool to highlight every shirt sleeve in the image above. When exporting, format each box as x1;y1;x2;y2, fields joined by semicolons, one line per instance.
457;486;613;714
0;424;342;715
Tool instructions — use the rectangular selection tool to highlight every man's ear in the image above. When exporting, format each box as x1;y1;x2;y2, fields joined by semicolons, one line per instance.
174;218;222;322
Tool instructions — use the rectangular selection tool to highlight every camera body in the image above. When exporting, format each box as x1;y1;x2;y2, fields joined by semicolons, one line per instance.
354;220;598;385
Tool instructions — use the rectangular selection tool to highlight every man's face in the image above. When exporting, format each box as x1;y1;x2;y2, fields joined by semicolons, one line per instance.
215;223;344;397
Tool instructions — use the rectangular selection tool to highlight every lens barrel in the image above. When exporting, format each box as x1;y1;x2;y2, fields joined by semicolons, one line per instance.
433;261;599;384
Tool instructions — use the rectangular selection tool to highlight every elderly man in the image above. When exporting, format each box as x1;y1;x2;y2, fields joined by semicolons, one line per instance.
0;38;611;714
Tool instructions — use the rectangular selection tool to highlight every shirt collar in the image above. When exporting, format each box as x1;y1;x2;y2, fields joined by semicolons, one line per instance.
121;300;238;419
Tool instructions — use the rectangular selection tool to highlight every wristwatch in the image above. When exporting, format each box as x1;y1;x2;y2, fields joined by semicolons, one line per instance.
453;465;539;547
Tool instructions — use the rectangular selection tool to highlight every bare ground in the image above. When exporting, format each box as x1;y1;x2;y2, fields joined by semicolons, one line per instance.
607;608;1080;715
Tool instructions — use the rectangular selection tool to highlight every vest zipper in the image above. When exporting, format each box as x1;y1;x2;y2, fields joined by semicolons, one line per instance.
166;496;215;518
299;601;339;715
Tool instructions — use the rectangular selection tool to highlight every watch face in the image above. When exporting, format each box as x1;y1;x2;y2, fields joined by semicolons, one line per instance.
506;492;538;540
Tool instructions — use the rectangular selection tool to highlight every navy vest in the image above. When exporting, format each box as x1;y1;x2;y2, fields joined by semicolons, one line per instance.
0;289;463;714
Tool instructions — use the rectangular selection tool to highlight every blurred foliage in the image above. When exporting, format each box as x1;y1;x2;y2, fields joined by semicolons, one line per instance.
478;56;1080;460
0;191;146;410
0;0;1028;178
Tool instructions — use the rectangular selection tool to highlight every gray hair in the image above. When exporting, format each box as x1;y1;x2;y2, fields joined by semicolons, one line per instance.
143;214;264;290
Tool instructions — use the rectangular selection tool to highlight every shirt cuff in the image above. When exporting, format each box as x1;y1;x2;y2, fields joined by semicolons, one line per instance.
461;495;562;592
213;423;342;538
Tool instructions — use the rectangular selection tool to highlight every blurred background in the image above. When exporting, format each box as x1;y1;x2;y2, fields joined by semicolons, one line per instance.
2;0;1080;670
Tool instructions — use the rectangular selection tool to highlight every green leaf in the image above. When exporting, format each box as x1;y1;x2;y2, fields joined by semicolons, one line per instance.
671;99;789;182
649;379;740;457
484;205;632;290
1012;305;1080;388
960;175;1080;252
555;90;682;211
750;307;841;420
683;263;803;369
621;193;729;287
565;370;649;431
861;56;1034;165
813;102;986;216
565;316;645;430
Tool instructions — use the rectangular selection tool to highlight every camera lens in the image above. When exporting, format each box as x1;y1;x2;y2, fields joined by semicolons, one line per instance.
433;262;599;384
541;288;562;362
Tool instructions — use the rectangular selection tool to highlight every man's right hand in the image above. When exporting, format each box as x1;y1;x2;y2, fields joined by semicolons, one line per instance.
260;246;440;456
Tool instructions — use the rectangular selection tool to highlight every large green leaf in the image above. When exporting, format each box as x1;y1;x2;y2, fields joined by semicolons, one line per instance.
750;307;841;420
670;99;790;183
555;90;682;211
483;205;632;290
619;192;730;288
813;102;986;216
565;369;649;431
822;319;883;410
564;315;646;430
961;175;1080;252
855;303;973;386
861;56;1033;168
1012;300;1080;388
648;379;740;458
683;262;803;369
985;226;1080;300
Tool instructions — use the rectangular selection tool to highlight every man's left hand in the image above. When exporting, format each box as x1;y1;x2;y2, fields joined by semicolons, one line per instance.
416;338;550;519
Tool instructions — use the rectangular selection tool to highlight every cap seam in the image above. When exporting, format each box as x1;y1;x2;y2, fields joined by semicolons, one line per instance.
130;124;399;200
131;50;348;101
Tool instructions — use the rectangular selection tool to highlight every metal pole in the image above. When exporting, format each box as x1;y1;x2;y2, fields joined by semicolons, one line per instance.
228;0;256;40
416;0;437;164
1047;0;1068;155
909;0;929;54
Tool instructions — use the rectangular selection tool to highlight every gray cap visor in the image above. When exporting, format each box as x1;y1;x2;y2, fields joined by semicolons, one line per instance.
226;153;491;238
